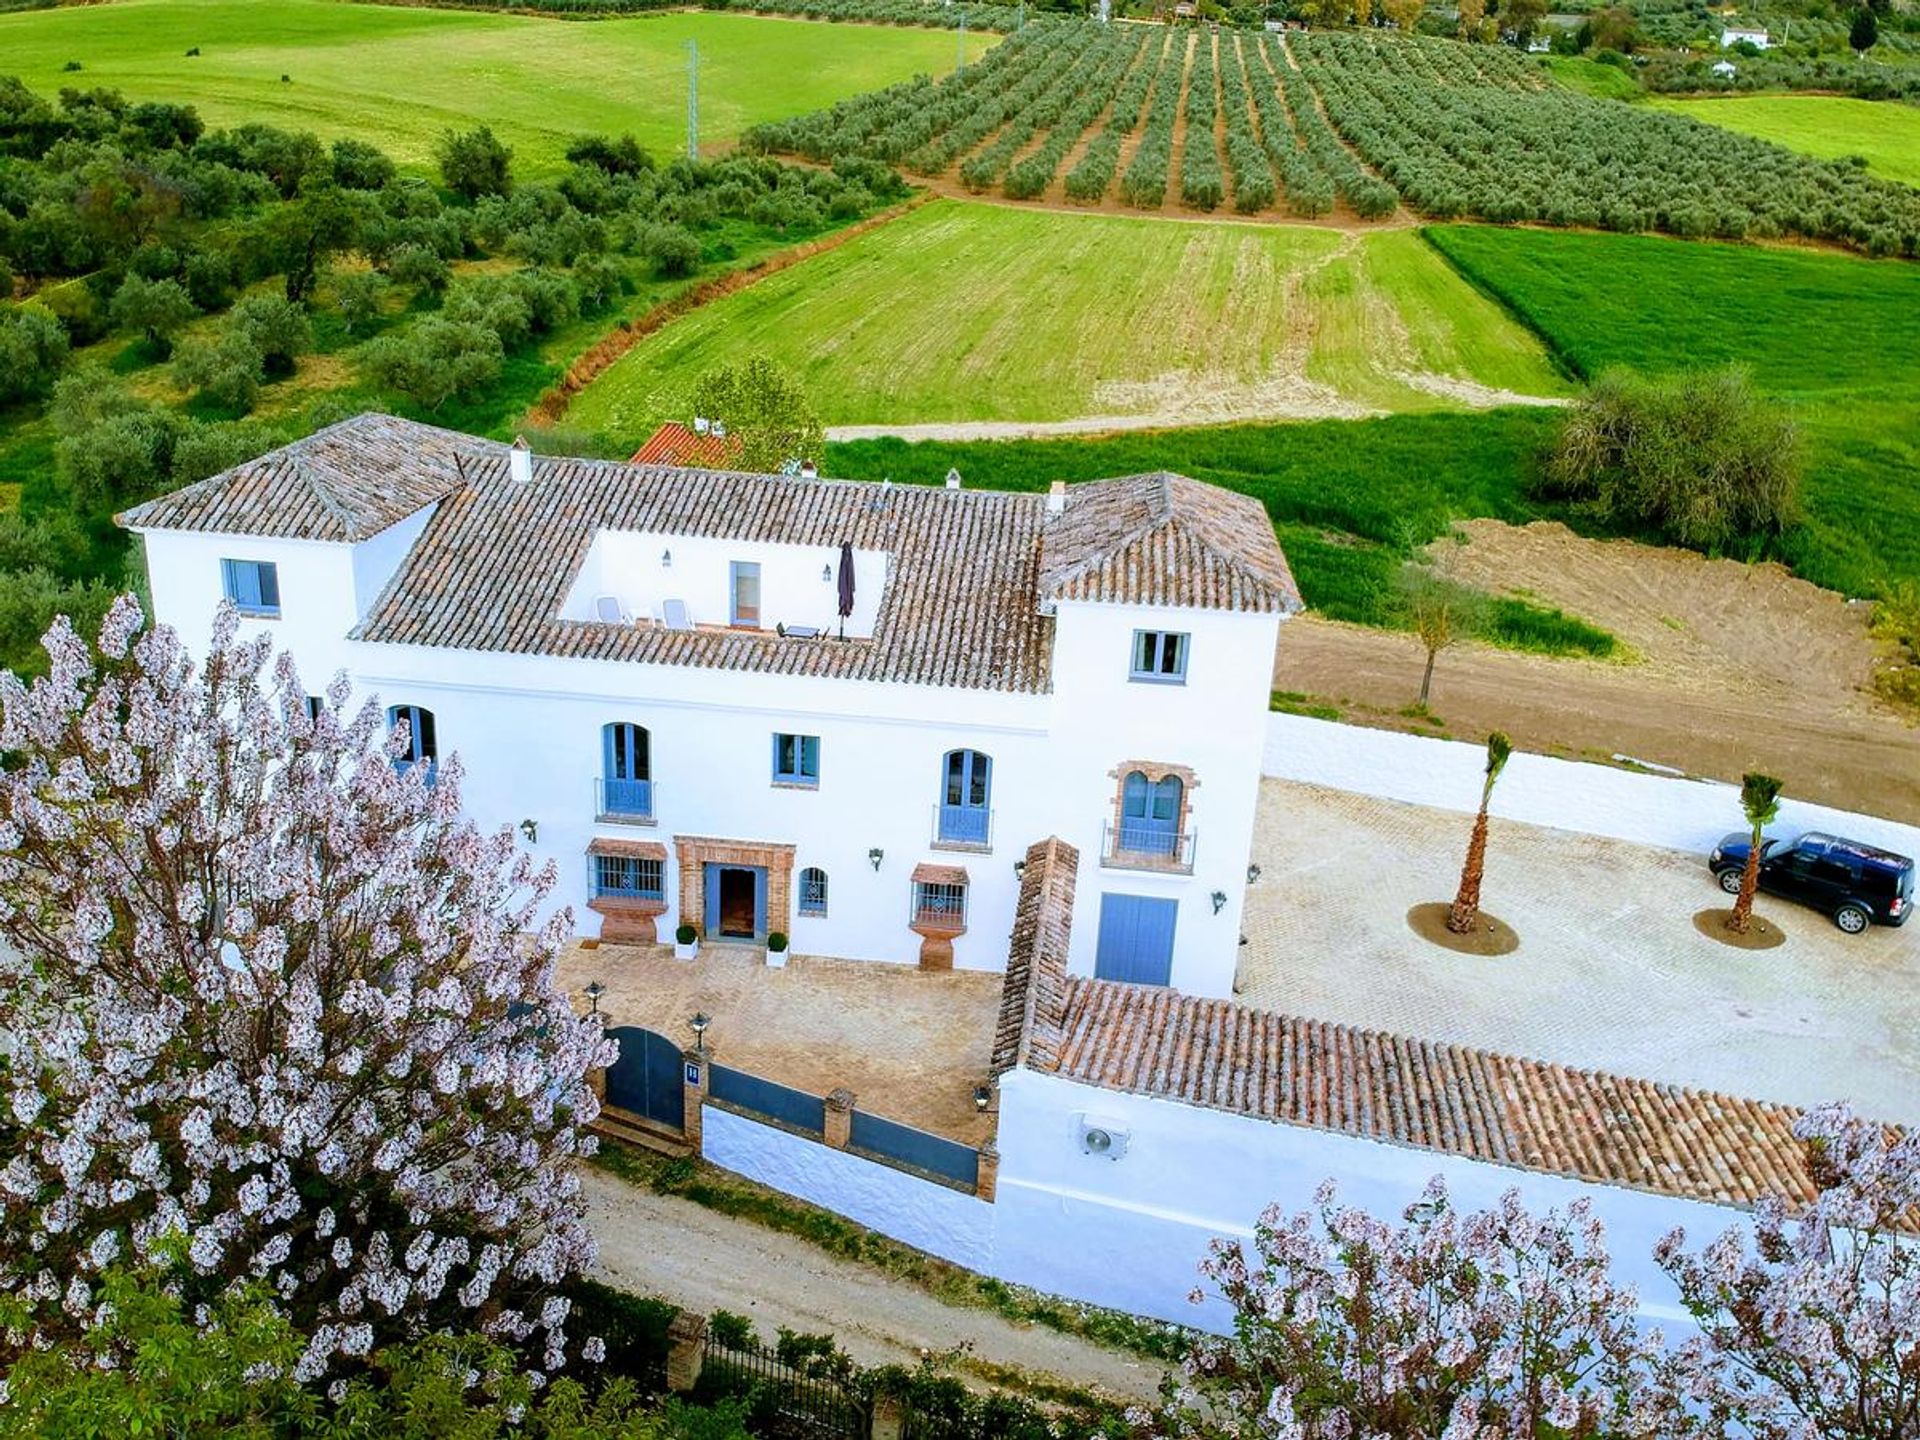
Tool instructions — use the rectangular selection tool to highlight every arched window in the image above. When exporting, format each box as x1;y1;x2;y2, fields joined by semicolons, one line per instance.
1120;770;1182;856
936;749;992;846
387;704;437;782
799;867;829;917
601;722;653;820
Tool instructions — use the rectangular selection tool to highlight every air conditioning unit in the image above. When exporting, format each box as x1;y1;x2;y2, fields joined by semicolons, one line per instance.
1077;1115;1130;1161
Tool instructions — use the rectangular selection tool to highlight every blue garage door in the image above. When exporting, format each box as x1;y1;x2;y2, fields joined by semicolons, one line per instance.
1094;894;1178;987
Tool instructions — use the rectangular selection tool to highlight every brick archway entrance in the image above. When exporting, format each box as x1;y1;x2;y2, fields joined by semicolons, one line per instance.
675;835;795;943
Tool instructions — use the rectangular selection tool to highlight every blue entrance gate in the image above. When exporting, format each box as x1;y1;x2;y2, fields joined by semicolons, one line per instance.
603;1026;685;1131
1093;893;1178;987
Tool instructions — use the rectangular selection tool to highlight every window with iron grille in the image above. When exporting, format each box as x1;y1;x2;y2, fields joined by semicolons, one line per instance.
594;855;663;901
913;881;966;928
799;866;828;917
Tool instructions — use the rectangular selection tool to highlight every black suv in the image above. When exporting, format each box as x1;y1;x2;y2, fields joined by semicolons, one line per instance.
1708;831;1915;934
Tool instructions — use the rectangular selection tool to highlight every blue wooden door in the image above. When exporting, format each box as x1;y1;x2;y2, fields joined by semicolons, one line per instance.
602;723;651;817
1120;772;1182;856
939;749;992;845
1094;894;1177;986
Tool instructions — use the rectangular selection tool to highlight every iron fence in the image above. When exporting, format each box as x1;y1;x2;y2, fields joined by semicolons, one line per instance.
596;775;655;822
1101;820;1196;873
699;1334;866;1440
849;1109;980;1191
710;1064;827;1137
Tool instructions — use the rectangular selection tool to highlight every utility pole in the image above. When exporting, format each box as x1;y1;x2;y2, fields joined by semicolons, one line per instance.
685;38;699;163
956;11;967;72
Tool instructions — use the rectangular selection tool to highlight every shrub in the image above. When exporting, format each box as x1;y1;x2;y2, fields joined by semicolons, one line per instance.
436;124;514;201
360;316;502;410
636;220;703;278
1539;366;1801;552
385;240;451;293
0;302;70;403
107;273;198;354
228;292;312;376
171;329;264;412
332;269;389;334
182;248;237;310
676;923;698;945
329;136;396;190
767;931;789;952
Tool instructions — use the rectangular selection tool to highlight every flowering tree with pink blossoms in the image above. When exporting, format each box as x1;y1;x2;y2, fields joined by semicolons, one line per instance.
1653;1102;1919;1440
1164;1178;1672;1439
0;598;615;1385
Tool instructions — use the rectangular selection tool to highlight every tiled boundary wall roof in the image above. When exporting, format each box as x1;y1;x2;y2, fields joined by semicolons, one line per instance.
991;836;1821;1213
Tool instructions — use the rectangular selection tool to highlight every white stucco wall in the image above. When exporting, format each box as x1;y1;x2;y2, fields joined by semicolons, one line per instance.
1264;712;1920;860
700;1104;994;1270
991;1069;1745;1333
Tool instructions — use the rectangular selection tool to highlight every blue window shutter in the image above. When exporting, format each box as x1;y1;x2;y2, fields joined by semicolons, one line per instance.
1094;895;1177;986
256;562;279;611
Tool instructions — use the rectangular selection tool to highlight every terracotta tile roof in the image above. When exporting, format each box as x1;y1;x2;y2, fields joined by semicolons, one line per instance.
117;414;1300;693
629;422;743;469
117;414;478;543
1045;978;1820;1212
1039;472;1303;616
587;838;667;860
910;862;971;887
991;837;1076;1078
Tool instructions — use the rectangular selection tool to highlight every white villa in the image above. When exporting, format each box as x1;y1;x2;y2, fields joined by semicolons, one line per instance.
1719;23;1770;46
122;413;1300;999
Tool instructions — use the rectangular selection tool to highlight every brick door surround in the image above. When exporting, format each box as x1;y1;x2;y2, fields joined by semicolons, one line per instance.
675;835;797;940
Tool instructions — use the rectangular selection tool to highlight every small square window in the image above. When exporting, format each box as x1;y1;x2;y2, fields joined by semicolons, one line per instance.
1130;629;1188;684
221;559;281;618
772;733;820;787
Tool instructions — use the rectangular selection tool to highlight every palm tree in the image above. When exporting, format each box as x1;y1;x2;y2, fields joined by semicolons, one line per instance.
1728;772;1784;935
1448;731;1512;935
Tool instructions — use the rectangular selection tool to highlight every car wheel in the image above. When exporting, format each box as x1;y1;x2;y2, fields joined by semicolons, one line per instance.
1716;868;1743;895
1834;904;1870;935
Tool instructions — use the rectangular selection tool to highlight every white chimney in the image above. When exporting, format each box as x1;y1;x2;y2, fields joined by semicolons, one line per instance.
509;435;532;485
693;416;711;436
800;459;818;481
1046;480;1067;515
945;468;962;490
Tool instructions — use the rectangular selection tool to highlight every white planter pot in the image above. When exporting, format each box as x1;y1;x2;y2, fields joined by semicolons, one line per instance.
765;947;789;968
674;940;699;961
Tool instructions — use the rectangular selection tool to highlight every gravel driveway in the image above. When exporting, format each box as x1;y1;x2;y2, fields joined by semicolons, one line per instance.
1238;779;1920;1123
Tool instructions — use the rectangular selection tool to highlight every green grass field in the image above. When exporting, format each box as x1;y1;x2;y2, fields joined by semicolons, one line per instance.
1394;227;1920;600
0;0;985;173
567;200;1569;438
1650;95;1920;189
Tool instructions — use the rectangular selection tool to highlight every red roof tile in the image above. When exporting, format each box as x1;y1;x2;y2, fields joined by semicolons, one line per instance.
629;422;744;469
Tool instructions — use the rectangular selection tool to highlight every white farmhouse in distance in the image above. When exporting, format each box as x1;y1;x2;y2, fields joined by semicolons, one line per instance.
1720;23;1770;46
121;414;1301;999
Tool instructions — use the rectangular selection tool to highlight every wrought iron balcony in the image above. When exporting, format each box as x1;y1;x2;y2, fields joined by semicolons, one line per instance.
595;776;656;824
1101;821;1196;874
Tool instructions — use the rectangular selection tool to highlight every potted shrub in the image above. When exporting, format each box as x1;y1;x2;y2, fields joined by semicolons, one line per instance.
765;931;790;969
673;923;699;961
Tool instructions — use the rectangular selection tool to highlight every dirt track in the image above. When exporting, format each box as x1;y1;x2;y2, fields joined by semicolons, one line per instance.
584;1170;1170;1403
1276;521;1920;824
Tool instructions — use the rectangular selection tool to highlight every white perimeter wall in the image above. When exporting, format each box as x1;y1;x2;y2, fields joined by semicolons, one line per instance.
1263;711;1920;860
698;1069;1746;1337
700;1105;993;1270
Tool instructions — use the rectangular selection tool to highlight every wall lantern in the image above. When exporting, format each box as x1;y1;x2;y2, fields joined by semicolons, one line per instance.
1013;859;1027;877
690;1011;711;1055
1246;863;1261;886
661;548;673;568
822;564;834;583
584;980;606;1017
520;818;539;844
868;847;885;872
972;1085;992;1113
1211;890;1228;915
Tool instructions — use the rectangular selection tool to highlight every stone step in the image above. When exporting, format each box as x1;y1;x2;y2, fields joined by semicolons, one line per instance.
593;1107;693;1159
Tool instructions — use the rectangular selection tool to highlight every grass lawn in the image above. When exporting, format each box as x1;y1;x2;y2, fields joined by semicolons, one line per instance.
0;0;986;174
1649;95;1920;189
565;200;1570;440
1538;55;1644;101
1424;225;1920;599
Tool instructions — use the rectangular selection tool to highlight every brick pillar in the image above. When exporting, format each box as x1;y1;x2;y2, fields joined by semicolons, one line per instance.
665;1311;708;1393
824;1087;855;1150
682;1046;708;1151
976;1142;999;1202
587;1012;609;1105
870;1393;906;1440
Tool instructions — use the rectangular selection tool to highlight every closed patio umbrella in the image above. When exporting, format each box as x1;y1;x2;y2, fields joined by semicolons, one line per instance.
836;541;855;641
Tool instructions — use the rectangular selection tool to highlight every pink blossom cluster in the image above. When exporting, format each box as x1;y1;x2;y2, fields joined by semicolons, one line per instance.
0;598;616;1380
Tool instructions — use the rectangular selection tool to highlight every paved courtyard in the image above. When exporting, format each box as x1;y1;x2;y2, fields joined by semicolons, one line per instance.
556;941;1001;1144
1239;780;1920;1123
